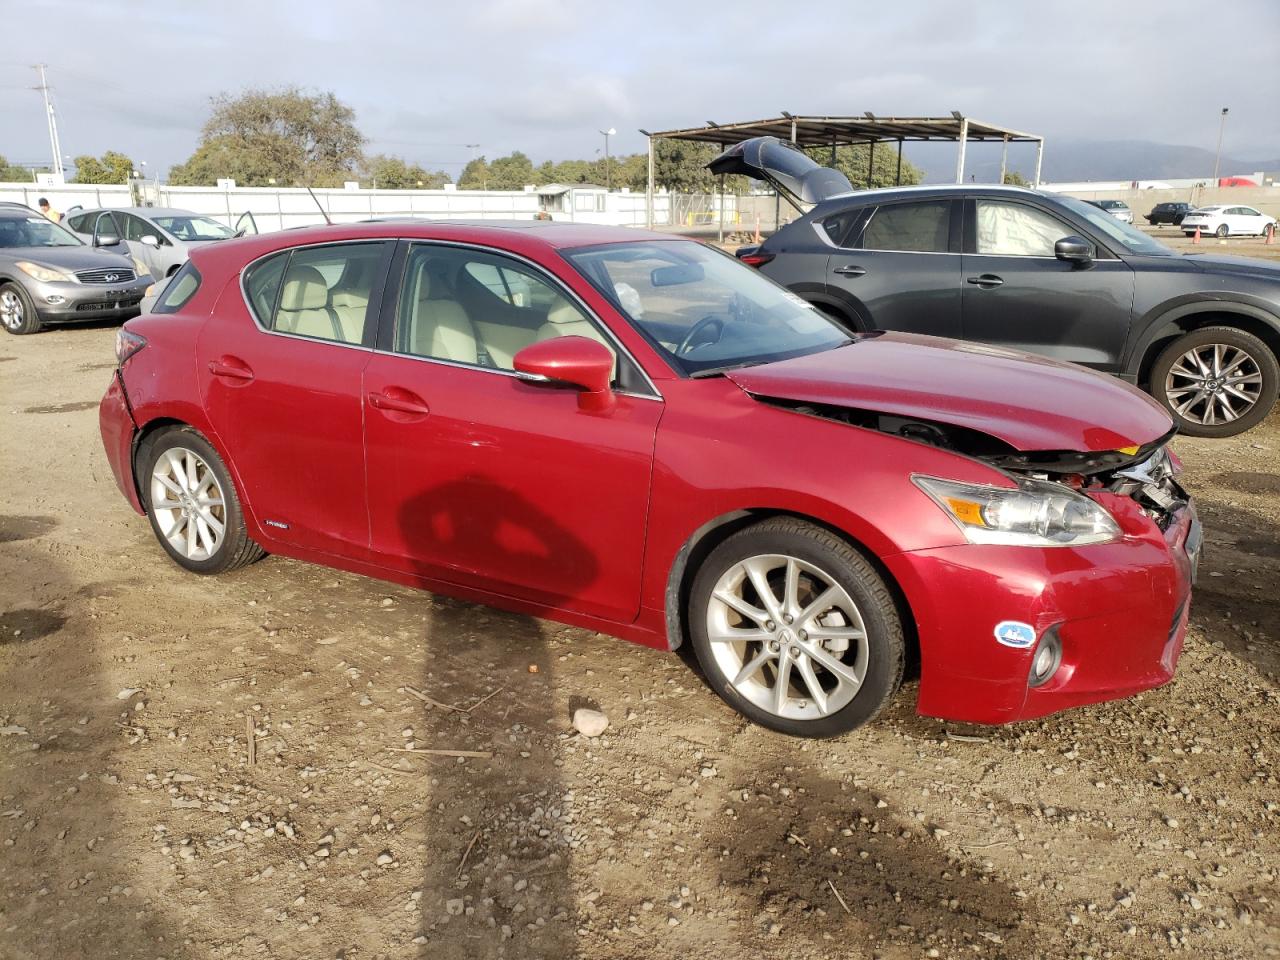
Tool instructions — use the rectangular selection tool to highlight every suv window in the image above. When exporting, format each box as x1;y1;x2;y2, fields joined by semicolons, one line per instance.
396;244;616;376
819;209;865;246
244;242;388;345
860;201;950;253
123;214;159;243
975;201;1072;257
153;263;201;314
65;212;90;232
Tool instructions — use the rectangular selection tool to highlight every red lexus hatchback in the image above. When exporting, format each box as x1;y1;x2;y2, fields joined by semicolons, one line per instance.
99;221;1200;737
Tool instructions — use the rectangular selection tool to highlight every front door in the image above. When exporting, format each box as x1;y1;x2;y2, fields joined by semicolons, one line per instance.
362;241;662;622
825;198;963;338
961;198;1135;371
197;240;392;556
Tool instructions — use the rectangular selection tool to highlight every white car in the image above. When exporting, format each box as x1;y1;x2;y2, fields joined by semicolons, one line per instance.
1093;199;1133;224
1181;204;1277;238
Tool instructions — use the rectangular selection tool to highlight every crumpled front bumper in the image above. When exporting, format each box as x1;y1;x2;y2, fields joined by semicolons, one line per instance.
884;494;1197;725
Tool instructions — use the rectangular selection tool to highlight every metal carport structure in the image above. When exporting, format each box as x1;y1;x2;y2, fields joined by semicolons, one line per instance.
639;112;1045;233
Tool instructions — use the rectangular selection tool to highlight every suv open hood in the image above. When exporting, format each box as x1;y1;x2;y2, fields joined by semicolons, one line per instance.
725;333;1173;453
707;137;853;208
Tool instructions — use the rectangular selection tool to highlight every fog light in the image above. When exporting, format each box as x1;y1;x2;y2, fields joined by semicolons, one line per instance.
1028;630;1062;688
45;294;65;304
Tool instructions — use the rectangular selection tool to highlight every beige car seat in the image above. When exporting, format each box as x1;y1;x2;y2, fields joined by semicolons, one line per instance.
410;269;480;364
276;266;348;341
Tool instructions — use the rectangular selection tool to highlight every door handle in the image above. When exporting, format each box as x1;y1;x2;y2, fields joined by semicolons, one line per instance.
967;274;1004;288
207;357;254;381
368;390;430;417
832;264;867;277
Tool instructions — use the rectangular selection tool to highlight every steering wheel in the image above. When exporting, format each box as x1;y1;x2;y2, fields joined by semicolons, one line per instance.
677;314;725;357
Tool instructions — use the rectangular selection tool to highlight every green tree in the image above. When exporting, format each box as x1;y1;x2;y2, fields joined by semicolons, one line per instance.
0;155;37;181
362;154;449;189
71;150;136;184
169;87;364;186
458;156;491;190
1003;170;1030;187
487;151;535;190
803;143;923;189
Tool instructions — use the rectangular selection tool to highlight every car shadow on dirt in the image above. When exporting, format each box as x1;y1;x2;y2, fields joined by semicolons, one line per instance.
398;477;600;959
0;526;180;958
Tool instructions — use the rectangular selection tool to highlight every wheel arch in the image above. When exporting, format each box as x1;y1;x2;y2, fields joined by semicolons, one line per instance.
662;508;920;678
1130;304;1280;388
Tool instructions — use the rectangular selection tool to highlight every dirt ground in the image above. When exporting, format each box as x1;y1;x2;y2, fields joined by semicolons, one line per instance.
2;295;1278;959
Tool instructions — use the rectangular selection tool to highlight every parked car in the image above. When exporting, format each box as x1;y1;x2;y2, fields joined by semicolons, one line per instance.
63;207;251;281
713;136;1280;437
100;220;1198;737
1179;204;1277;238
0;207;152;335
1146;202;1193;226
1091;199;1133;224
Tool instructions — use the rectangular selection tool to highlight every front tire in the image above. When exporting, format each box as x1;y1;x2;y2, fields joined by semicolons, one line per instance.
140;426;264;574
0;282;43;335
1150;326;1279;438
689;517;905;738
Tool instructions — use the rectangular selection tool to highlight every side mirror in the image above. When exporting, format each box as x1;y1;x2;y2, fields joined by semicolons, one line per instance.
1054;236;1093;265
139;234;160;248
93;233;122;247
513;336;616;413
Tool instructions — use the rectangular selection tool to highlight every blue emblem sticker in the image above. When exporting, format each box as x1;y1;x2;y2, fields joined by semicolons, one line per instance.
994;620;1036;649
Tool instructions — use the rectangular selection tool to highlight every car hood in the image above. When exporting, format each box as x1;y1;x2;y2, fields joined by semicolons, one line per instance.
1;244;135;271
707;136;853;206
1179;252;1280;279
725;333;1173;453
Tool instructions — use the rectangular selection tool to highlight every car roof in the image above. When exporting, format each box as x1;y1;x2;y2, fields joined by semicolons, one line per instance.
813;183;1077;207
68;206;202;218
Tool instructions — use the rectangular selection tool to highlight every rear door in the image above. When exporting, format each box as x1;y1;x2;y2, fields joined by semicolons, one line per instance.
197;240;392;557
960;197;1134;370
825;198;962;337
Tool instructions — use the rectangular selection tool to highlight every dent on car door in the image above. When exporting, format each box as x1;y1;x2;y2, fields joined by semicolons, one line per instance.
960;198;1134;370
361;240;663;622
825;198;963;338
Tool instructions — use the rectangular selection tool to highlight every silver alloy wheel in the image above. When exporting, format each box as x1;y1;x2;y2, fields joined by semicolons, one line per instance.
1164;342;1264;426
149;447;226;561
0;289;23;330
705;554;869;721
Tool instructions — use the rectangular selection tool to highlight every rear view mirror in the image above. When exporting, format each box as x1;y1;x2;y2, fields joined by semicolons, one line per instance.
513;336;615;413
1055;236;1092;265
651;263;704;287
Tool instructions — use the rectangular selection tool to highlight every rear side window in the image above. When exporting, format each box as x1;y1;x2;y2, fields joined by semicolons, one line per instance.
819;209;865;246
243;251;289;324
243;242;388;345
152;263;201;314
860;201;950;253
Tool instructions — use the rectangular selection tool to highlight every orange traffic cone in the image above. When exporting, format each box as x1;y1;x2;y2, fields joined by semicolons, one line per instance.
1192;226;1200;244
753;215;761;245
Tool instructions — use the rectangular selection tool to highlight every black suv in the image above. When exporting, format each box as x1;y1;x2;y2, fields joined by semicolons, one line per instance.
1146;202;1193;226
712;137;1279;437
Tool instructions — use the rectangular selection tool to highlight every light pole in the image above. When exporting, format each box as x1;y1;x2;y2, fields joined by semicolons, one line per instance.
1212;107;1229;184
599;127;615;190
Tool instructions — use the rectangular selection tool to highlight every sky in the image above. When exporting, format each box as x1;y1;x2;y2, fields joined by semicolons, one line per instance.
1;0;1277;180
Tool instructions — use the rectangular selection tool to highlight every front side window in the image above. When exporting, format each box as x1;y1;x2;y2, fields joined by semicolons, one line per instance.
123;215;159;243
243;242;387;345
152;215;236;241
564;240;849;376
396;244;615;374
861;201;950;253
975;201;1073;257
0;215;82;248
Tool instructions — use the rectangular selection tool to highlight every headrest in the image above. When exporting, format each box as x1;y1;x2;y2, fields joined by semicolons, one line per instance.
415;268;432;300
279;265;329;311
545;298;583;325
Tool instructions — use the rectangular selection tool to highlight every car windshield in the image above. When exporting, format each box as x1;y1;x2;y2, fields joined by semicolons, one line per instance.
1055;196;1175;256
0;215;83;248
563;240;851;376
151;215;235;240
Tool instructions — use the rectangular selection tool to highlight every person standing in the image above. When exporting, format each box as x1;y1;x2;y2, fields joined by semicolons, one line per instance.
37;198;61;222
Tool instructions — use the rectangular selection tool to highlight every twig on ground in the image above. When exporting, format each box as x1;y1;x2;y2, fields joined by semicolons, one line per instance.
787;832;810;849
969;840;1012;849
465;686;506;713
246;716;256;766
390;747;493;759
403;685;466;713
456;829;482;879
945;731;990;743
366;760;417;777
828;879;852;915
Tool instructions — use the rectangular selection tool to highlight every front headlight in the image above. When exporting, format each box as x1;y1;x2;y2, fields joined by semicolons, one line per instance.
913;475;1121;547
130;257;152;280
15;260;78;284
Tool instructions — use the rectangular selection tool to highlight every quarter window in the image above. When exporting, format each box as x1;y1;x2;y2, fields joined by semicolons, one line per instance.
243;242;388;345
860;201;950;253
975;201;1073;257
153;263;201;314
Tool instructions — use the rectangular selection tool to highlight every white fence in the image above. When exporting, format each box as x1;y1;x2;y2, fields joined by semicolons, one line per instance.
0;181;736;232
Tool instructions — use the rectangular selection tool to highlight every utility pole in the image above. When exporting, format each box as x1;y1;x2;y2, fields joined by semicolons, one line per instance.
31;64;65;179
599;128;615;190
1211;107;1229;184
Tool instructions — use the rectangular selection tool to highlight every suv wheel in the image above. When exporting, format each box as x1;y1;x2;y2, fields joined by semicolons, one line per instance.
0;283;43;335
1150;326;1279;438
689;517;904;738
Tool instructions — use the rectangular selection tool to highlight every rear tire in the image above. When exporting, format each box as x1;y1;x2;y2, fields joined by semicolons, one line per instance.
139;426;265;574
1149;326;1278;438
689;517;904;738
1215;223;1229;238
0;282;43;335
